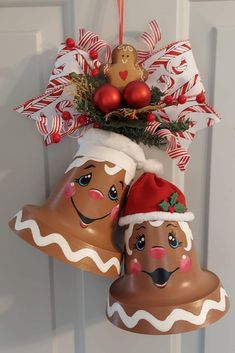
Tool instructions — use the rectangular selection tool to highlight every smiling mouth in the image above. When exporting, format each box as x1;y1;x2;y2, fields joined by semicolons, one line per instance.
122;58;128;64
143;267;179;288
71;197;111;228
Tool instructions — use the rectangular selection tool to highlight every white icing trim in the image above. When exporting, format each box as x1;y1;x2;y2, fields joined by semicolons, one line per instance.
107;287;227;332
14;210;121;274
178;221;193;251
119;211;195;226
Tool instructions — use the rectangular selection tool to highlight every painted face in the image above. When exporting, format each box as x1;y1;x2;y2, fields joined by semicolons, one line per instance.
112;45;137;65
62;159;126;229
125;221;194;289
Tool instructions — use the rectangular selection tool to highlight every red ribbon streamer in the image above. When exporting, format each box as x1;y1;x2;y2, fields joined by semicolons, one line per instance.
117;0;124;45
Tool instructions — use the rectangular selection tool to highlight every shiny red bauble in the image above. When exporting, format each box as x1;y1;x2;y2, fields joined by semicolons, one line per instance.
196;92;206;103
52;133;61;143
163;95;173;105
89;50;98;60
178;95;187;104
91;68;100;77
77;114;88;125
62;111;71;121
123;81;151;108
65;37;75;48
93;84;121;113
146;112;156;122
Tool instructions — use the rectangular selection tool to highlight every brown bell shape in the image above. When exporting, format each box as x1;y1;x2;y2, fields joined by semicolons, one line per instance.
107;220;229;333
9;129;150;278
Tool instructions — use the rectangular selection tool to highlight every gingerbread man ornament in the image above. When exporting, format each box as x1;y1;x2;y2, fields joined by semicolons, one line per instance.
100;44;148;92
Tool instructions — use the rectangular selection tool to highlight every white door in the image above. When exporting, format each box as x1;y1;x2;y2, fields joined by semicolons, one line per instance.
0;1;234;353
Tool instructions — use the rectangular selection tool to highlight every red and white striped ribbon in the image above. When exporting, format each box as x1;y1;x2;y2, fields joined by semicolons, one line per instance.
147;41;191;74
78;29;111;62
137;20;162;62
145;121;191;171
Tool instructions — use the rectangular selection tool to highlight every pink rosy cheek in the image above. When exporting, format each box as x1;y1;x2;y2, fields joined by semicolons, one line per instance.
179;255;191;272
62;182;76;198
129;259;142;275
111;204;120;220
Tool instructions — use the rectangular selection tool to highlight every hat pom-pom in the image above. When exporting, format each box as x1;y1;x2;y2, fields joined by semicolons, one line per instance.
138;159;163;175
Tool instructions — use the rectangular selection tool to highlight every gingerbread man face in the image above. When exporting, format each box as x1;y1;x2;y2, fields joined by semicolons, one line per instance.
111;45;137;65
124;220;202;297
100;43;148;92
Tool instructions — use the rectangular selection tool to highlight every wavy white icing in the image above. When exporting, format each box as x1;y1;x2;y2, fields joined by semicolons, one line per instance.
107;287;227;332
14;210;121;274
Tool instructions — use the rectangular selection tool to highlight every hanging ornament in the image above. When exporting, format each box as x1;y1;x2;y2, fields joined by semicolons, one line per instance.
123;81;151;108
93;84;122;113
100;44;148;92
107;172;229;334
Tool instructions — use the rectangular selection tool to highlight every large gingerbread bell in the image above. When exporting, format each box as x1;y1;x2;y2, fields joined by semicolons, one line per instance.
100;44;148;92
9;129;153;278
107;173;229;333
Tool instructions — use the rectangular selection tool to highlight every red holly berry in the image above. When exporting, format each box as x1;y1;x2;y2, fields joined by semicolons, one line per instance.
196;92;206;104
62;111;71;121
91;68;100;77
52;133;61;143
78;114;88;125
146;112;156;122
89;50;98;60
177;95;187;104
93;122;100;128
163;95;173;105
168;206;175;213
65;37;75;48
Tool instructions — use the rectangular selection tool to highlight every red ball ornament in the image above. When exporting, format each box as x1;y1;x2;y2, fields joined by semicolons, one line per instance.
93;84;121;113
163;95;173;105
89;50;98;60
52;133;61;144
196;92;206;103
62;111;71;121
93;122;100;128
123;81;151;108
146;112;156;122
178;95;187;104
78;114;88;125
91;68;100;77
65;37;75;48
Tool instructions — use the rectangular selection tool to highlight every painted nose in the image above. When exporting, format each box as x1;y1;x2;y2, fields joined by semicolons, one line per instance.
88;189;104;200
150;247;166;259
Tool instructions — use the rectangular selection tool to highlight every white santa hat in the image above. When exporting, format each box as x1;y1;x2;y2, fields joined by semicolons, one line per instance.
66;128;162;184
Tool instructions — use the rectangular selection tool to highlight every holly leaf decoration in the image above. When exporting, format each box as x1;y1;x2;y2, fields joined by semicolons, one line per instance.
174;203;186;213
159;201;170;211
169;192;178;206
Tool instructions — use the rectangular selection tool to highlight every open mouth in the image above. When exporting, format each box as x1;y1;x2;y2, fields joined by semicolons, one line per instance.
71;197;111;228
143;267;179;288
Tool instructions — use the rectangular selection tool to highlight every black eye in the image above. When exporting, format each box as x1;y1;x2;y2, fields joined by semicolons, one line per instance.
75;173;92;187
108;185;118;201
122;54;124;57
135;235;145;251
127;55;129;57
168;232;181;249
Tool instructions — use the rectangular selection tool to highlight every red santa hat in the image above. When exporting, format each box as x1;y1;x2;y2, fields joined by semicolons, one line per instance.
119;173;194;226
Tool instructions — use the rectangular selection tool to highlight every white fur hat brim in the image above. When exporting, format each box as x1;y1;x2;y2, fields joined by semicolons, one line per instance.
119;211;195;226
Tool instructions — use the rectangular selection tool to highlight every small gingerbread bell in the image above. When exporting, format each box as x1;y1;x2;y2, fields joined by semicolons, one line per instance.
107;173;229;334
100;44;148;92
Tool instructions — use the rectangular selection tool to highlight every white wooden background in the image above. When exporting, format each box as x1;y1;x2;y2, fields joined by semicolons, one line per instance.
0;1;234;353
